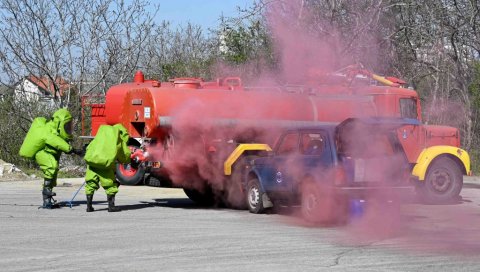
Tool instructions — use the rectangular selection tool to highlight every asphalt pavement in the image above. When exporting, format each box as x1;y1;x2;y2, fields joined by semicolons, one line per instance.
1;176;480;271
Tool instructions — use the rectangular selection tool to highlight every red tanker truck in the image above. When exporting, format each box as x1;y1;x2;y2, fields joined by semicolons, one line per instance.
81;67;471;206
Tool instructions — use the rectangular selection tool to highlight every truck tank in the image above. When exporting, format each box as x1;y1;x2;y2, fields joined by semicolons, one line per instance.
102;72;379;141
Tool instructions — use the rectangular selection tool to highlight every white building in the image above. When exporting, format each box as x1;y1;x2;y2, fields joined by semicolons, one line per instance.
13;76;69;107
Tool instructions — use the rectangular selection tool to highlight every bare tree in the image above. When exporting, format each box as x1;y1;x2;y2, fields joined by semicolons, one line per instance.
0;0;157;107
139;22;215;81
392;0;480;149
0;0;157;166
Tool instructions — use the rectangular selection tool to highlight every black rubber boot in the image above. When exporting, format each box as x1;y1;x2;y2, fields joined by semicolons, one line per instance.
41;187;56;209
42;187;56;197
43;179;56;197
41;179;59;209
107;195;120;212
86;194;94;212
42;192;52;209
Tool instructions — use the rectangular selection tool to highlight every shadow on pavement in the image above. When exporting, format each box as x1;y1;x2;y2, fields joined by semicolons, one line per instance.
119;198;231;211
152;198;230;210
62;198;230;211
104;198;199;211
152;198;197;208
58;200;106;208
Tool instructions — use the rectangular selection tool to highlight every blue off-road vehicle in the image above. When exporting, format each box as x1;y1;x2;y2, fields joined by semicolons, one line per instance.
243;118;422;223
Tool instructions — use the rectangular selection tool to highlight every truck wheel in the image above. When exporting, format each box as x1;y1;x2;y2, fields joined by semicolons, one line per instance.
223;178;247;210
183;187;215;206
224;157;256;210
419;157;463;203
246;178;265;214
116;162;145;185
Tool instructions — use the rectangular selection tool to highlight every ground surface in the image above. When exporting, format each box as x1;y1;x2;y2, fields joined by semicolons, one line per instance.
1;177;480;271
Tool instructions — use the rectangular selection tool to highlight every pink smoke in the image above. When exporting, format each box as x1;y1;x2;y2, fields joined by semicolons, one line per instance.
140;0;479;257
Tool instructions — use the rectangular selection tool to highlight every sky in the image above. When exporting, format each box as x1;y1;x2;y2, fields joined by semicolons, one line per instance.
154;0;255;30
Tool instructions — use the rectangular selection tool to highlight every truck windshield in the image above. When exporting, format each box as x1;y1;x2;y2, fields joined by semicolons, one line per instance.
399;98;417;119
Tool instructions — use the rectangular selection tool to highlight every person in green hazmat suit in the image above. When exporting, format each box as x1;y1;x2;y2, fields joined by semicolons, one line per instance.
83;123;138;212
19;108;83;209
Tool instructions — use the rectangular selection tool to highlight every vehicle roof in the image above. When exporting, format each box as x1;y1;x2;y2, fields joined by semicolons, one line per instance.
342;117;421;126
281;123;339;133
280;117;420;134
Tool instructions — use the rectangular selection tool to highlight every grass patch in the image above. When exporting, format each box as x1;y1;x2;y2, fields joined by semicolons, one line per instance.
469;149;480;175
20;167;84;179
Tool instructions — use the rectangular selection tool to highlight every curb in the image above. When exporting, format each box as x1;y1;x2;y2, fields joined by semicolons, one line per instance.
464;175;480;185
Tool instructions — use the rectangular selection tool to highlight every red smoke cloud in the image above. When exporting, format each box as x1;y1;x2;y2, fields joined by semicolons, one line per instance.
339;199;480;256
142;0;479;257
265;1;339;84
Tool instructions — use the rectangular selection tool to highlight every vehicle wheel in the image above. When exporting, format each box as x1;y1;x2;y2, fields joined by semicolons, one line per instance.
115;162;145;185
301;182;347;225
183;187;215;206
246;178;265;214
419;157;463;204
115;143;144;185
301;182;321;223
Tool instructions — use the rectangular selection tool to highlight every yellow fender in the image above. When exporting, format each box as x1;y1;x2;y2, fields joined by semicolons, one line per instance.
412;146;471;181
224;144;272;176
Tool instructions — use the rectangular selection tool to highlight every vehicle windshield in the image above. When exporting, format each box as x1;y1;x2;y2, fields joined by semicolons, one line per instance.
276;132;299;156
399;98;417;119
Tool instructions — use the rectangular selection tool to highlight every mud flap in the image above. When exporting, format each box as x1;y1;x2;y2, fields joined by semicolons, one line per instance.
262;193;273;208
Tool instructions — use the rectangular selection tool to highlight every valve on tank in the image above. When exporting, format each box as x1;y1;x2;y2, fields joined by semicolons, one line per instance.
172;78;202;89
134;70;145;83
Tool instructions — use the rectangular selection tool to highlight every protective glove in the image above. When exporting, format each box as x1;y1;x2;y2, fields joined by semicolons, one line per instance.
130;148;146;163
68;148;85;156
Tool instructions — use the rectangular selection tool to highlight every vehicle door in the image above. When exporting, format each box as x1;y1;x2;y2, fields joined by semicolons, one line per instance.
298;131;332;180
261;132;300;194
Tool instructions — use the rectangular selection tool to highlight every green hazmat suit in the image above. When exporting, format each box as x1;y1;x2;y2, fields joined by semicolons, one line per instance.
84;124;131;196
19;108;73;188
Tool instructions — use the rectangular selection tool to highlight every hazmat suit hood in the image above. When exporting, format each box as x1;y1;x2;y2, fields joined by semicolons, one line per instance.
51;108;73;141
113;124;129;144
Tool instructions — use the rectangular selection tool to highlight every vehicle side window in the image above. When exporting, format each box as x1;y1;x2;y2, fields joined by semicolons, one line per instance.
400;98;417;119
277;133;299;156
301;133;325;155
